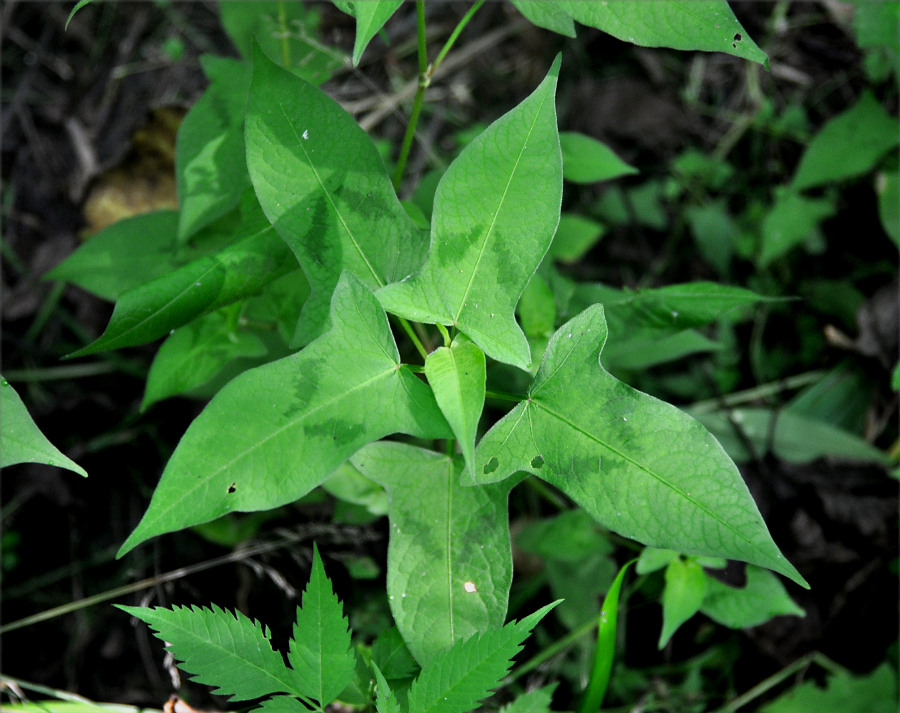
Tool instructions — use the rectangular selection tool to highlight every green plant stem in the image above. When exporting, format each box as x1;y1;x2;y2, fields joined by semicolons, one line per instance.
393;315;429;361
431;0;485;72
277;0;291;68
436;322;451;347
485;389;524;403
2;363;120;382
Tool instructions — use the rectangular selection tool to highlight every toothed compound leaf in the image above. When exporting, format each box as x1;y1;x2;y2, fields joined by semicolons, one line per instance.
352;442;515;666
0;378;87;477
116;603;303;701
406;602;558;713
556;1;768;68
119;273;450;556
372;663;403;713
471;305;807;587
246;43;426;345
288;547;356;705
425;341;486;478
378;56;563;370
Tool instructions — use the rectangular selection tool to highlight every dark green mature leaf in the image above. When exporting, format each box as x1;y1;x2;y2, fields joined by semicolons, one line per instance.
371;626;419;680
118;274;450;556
471;305;807;587
246;43;426;345
333;0;404;65
116;603;304;701
67;198;294;358
378;57;563;370
791;92;899;191
352;442;515;666
559;132;637;184
557;1;768;68
0;378;87;477
406;602;558;713
176;55;252;240
701;565;804;628
425;341;486;477
45;211;180;301
288;546;356;705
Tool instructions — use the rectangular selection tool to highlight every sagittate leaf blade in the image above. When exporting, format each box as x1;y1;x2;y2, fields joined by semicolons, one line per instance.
471;305;807;587
0;378;87;477
118;274;450;556
424;342;486;478
288;546;356;705
557;1;768;68
378;56;563;370
246;42;426;345
406;602;558;713
351;442;514;666
67;198;295;358
117;604;303;701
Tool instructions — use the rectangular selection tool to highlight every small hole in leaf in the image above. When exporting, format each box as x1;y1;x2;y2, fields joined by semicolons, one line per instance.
483;457;499;475
733;32;742;47
227;482;237;494
531;455;544;469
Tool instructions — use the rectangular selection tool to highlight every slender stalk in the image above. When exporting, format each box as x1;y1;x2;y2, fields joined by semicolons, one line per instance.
485;389;524;403
2;363;120;382
394;315;429;361
392;0;428;190
436;322;451;347
431;0;484;72
688;370;825;415
277;0;291;68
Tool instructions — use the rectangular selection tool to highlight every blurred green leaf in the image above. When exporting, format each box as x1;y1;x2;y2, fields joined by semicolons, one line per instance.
560;132;637;184
701;565;804;629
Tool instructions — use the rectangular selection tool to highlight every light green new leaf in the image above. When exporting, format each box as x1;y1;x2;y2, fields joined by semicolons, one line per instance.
1;378;87;477
425;341;486;477
118;274;450;556
406;602;558;713
378;57;563;370
560;132;637;184
176;56;252;240
116;603;304;701
791;92;899;191
557;1;768;68
334;1;404;66
288;546;356;706
658;558;707;648
66;201;294;358
246;43;426;345
510;1;575;37
471;305;807;587
45;211;180;301
701;565;805;629
351;442;514;666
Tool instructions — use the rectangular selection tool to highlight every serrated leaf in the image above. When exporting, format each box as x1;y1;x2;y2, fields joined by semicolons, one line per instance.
658;558;707;648
560;132;637;184
0;378;87;477
336;0;404;65
116;603;303;701
351;442;514;666
45;211;180;301
510;1;575;37
288;546;356;705
406;602;558;713
377;57;563;370
67;198;295;358
701;565;805;629
245;43;426;345
118;274;450;556
761;663;897;713
791;92;899;191
425;342;486;477
499;684;556;713
254;696;311;713
372;663;403;713
176;55;253;240
471;305;807;587
557;1;768;68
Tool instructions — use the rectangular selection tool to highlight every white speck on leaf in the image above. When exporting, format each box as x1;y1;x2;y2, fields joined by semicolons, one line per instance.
464;581;477;593
302;129;309;140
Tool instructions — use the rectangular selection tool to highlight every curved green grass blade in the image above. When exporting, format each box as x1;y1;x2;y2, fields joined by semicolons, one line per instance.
118;274;450;556
245;42;426;345
378;56;563;370
351;442;514;665
471;305;807;587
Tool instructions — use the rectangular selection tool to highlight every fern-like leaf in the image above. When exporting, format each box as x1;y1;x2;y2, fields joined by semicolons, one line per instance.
117;603;304;702
287;545;356;706
406;602;559;713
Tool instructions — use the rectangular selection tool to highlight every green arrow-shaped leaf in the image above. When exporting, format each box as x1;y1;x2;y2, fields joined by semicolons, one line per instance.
118;273;450;556
425;341;486;477
378;56;563;370
334;0;405;66
351;442;514;666
557;1;768;68
246;42;426;345
470;305;807;587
